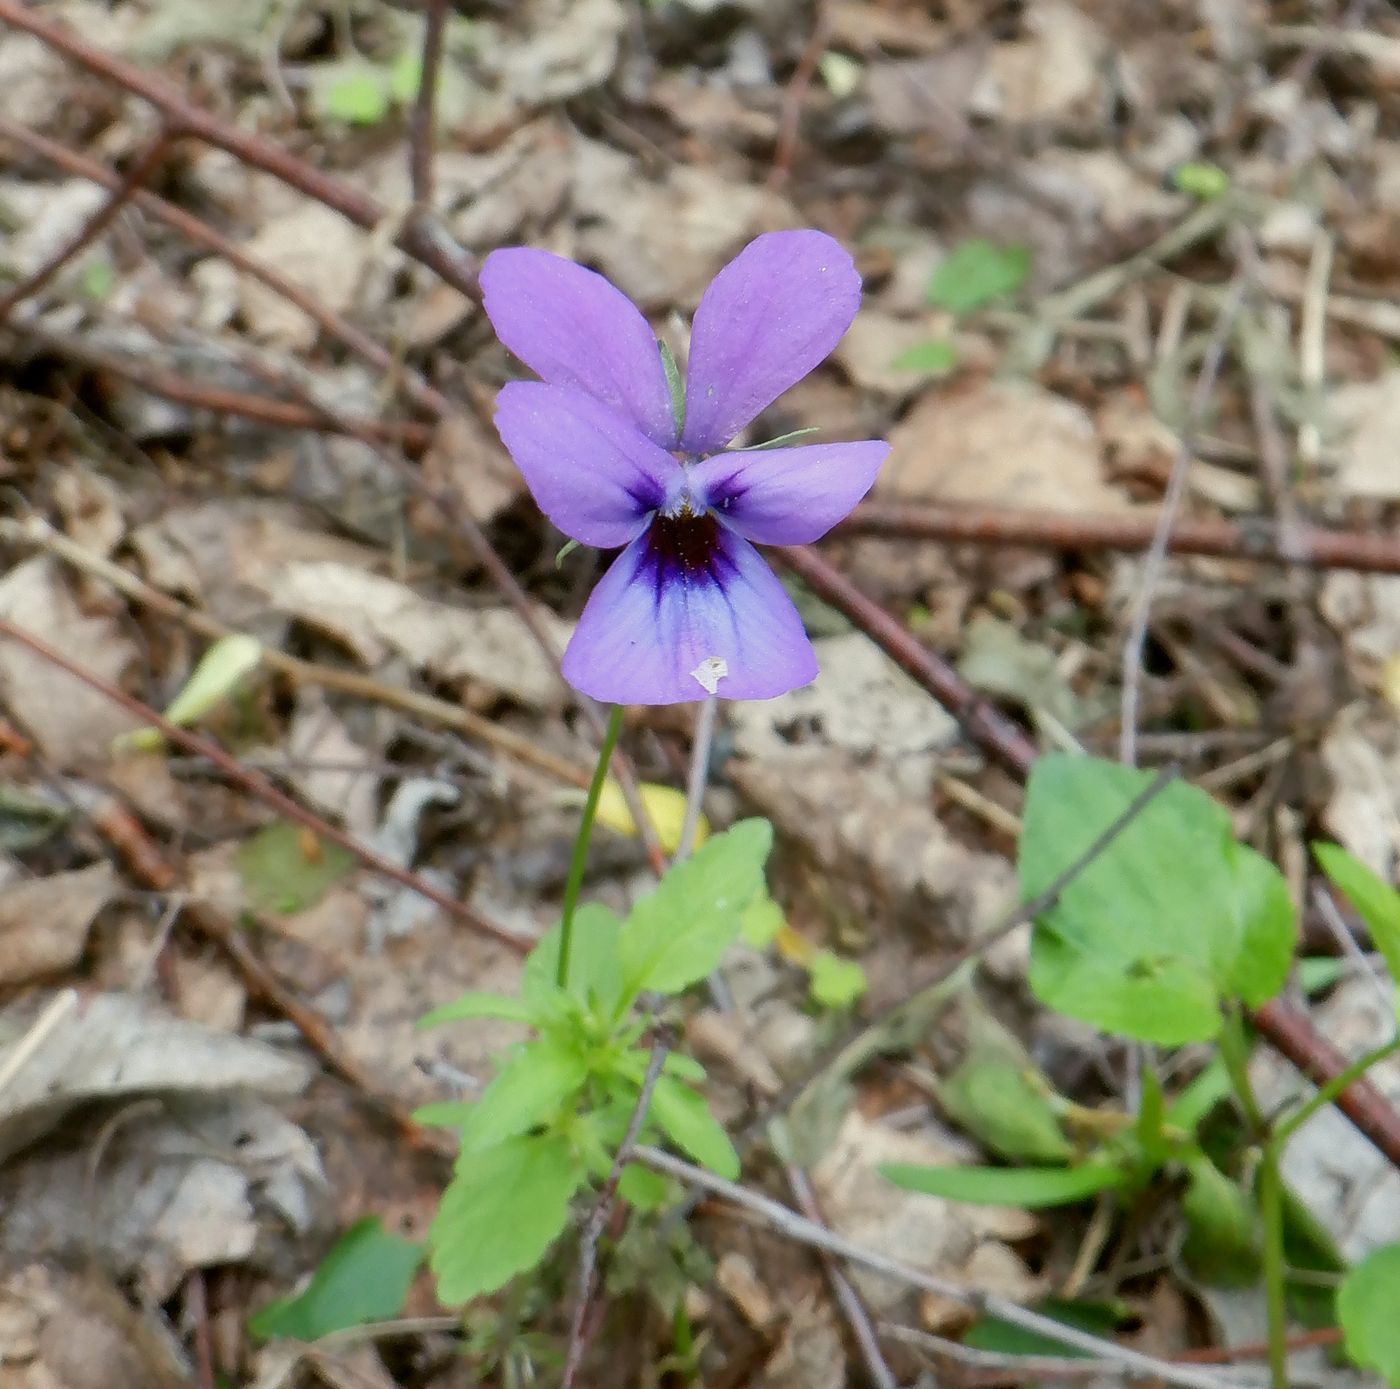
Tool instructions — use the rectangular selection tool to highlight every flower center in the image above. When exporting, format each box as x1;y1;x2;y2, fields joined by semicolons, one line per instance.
648;507;721;577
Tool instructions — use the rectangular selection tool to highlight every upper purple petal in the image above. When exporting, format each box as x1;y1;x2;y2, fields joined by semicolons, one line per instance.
691;440;889;545
679;231;861;453
481;248;677;446
495;382;683;547
561;521;817;705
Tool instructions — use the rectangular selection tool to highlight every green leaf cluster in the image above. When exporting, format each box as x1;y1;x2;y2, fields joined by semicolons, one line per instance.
420;820;772;1303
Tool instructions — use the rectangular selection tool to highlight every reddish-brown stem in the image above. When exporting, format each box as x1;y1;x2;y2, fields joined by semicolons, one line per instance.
0;127;174;324
768;4;829;187
0;0;480;301
0;614;527;954
408;0;451;209
0;116;452;419
777;544;1039;777
841;501;1400;577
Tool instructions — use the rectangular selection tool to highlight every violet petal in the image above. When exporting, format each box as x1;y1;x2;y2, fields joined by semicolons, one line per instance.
561;522;817;704
680;231;861;453
495;382;683;547
481;248;677;446
691;440;889;544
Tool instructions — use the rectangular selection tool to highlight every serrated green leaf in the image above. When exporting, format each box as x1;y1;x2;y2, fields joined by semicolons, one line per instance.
926;239;1030;315
460;1039;588;1154
430;1135;585;1303
650;1075;739;1180
1022;755;1295;1044
250;1217;422;1341
418;992;536;1029
889;339;958;374
1340;1243;1400;1385
237;821;356;915
1181;1154;1260;1286
522;903;625;1015
881;1161;1124;1208
1314;844;1400;1011
618;819;772;996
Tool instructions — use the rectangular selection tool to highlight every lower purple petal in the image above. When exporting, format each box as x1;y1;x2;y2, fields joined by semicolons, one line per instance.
690;440;889;545
561;522;817;705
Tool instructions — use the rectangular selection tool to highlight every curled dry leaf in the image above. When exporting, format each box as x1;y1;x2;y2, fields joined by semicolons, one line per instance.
0;861;117;988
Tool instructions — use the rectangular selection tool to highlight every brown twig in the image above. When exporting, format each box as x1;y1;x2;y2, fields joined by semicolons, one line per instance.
185;1271;217;1389
408;0;451;210
768;3;830;187
0;127;174;324
839;502;1400;576
0;0;481;303
0;116;452;419
777;546;1038;776
0;613;529;953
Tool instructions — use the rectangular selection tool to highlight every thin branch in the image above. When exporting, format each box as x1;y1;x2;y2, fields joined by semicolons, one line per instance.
0;116;451;418
632;1145;1243;1389
0;614;528;953
837;502;1400;576
1120;269;1249;766
408;0;451;209
0;127;174;324
0;0;480;301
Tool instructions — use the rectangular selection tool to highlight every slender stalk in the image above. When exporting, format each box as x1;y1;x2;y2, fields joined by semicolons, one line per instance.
1273;1034;1400;1148
557;704;625;989
677;695;717;863
1219;1007;1287;1389
1257;1146;1289;1389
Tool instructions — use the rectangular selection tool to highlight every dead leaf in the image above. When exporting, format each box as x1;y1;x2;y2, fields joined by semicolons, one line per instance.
239;204;385;349
811;1111;1037;1313
419;409;526;527
0;179;107;281
730;633;958;761
760;1292;846;1389
272;560;569;710
1330;371;1400;501
878;379;1132;512
285;691;381;840
0;991;312;1163
0;862;117;987
0;556;142;765
0;1263;194;1389
571;139;779;309
972;1;1108;127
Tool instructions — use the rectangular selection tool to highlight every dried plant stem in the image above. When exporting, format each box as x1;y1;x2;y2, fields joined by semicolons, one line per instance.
838;502;1400;576
557;705;625;989
0;515;591;791
1120;270;1249;766
408;0;451;209
0;127;173;323
0;989;78;1095
633;1146;1239;1389
0;614;527;952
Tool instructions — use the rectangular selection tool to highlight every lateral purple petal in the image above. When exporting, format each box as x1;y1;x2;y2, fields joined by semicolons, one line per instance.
679;231;861;453
495;382;683;547
481;248;677;446
691;440;889;545
561;524;818;705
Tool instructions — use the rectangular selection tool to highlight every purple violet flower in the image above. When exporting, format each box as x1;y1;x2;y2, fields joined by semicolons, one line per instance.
481;230;889;705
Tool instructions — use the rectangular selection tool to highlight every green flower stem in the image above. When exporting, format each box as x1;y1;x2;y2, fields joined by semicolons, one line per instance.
1257;1145;1289;1389
1219;1006;1287;1389
557;703;625;989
